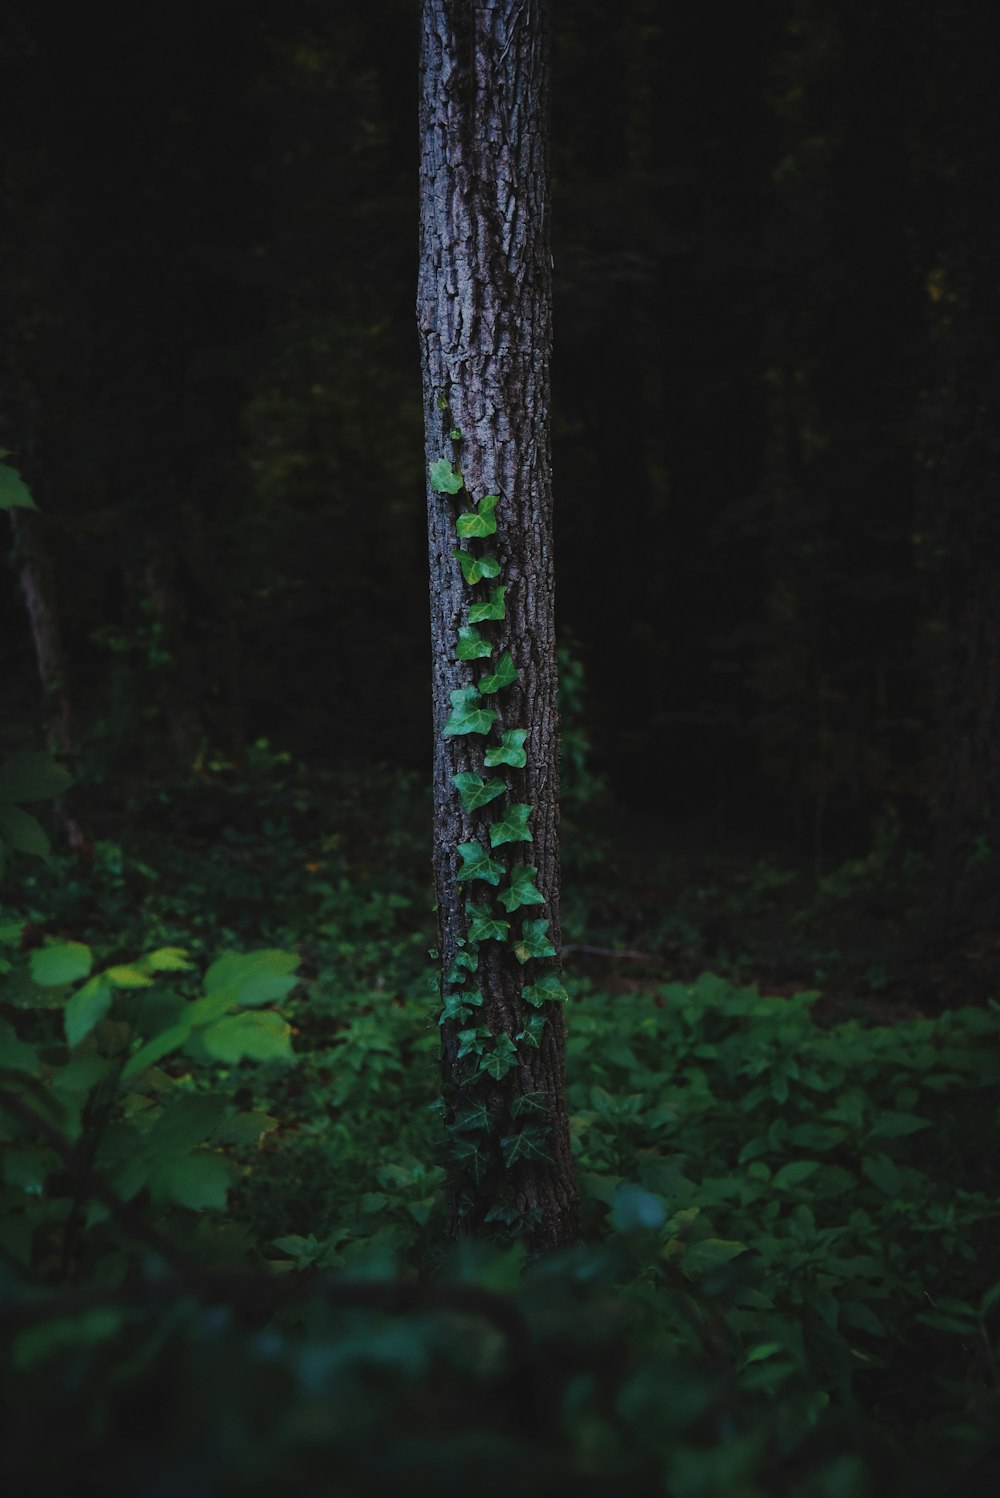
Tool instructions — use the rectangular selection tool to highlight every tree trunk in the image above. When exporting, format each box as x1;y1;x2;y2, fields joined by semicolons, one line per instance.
417;0;577;1250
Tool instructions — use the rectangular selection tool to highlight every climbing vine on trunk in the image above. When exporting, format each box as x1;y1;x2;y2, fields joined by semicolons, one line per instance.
418;0;577;1250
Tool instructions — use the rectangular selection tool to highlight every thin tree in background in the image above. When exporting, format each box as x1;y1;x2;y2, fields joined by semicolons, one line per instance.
417;0;577;1250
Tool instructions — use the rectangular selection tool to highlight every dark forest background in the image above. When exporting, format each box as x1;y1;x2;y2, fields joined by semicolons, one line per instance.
3;0;999;999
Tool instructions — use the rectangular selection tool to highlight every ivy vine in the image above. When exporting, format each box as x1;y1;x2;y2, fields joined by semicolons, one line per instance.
429;395;568;1220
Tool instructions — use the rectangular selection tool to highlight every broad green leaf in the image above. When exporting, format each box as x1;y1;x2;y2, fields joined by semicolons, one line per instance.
511;1090;548;1119
500;1124;552;1167
512;919;556;964
214;1111;279;1146
144;947;193;972
862;1153;902;1197
683;1238;748;1276
0;751;72;802
772;1159;822;1190
31;941;93;987
0;921;24;946
429;458;463;493
451;1135;491;1184
0;458;37;511
489;802;533;847
120;1023;192;1081
146;1094;228;1156
484;728;527;768
480;1034;519;1081
468;585;507;623
453;549;500;585
0;1017;40;1075
466;902;509;944
515;1013;546;1049
522;973;568;1007
442;685;497;737
65;976;112;1049
478;649;518;695
450;1099;492;1133
0;803;49;858
105;964;154;989
610;1184;667;1233
203;949;299;1007
455;624;493;661
452;771;506;811
151;1150;237;1211
456;841;504;886
200;1010;294;1064
497;864;544;911
455;494;498;538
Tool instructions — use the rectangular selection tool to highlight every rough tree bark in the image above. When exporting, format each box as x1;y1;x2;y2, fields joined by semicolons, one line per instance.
417;0;577;1250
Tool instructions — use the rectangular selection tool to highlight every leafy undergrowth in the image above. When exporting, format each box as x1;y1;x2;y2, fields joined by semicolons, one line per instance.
1;761;999;1494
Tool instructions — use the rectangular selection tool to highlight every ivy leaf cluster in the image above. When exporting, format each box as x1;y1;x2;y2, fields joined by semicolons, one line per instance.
431;436;569;1206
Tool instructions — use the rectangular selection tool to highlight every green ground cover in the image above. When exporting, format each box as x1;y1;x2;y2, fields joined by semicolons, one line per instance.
1;759;998;1494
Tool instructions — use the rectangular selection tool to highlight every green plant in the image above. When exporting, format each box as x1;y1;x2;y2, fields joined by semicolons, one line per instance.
429;417;569;1226
0;935;299;1278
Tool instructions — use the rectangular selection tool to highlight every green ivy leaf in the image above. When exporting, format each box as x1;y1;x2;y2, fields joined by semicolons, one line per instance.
465;903;509;944
457;1026;490;1059
31;942;93;987
144;947;193;972
450;1099;492;1133
489;802;533;847
429;458;463;493
200;1010;294;1064
0;457;38;511
0;752;72;803
511;1090;549;1119
512;919;557;964
65;976;112;1050
468;585;507;623
452;771;506;811
516;1013;547;1049
522;973;569;1006
439;992;474;1026
451;1135;491;1184
484;728;527;768
480;1034;519;1080
453;549;501;585
455;494;498;538
443;686;497;737
478;649;518;695
449;427;462;440
501;1125;552;1167
456;841;505;886
455;624;493;661
447;949;479;982
497;865;545;912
